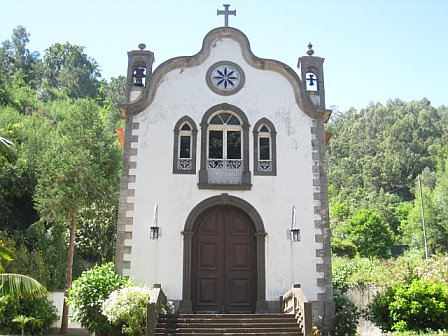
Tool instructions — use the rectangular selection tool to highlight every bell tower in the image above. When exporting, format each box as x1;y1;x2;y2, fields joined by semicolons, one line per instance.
125;43;155;103
298;43;326;109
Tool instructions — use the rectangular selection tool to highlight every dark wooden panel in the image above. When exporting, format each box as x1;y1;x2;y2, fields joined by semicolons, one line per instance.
197;277;219;305
228;242;251;269
228;277;252;305
192;206;256;313
197;242;219;270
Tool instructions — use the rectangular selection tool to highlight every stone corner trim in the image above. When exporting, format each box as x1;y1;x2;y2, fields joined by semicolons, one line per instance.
116;118;139;273
310;119;334;322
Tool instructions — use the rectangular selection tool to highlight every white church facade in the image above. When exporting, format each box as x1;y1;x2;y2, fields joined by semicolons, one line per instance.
116;21;334;326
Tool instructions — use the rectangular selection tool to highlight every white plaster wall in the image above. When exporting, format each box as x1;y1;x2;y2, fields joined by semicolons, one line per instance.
47;291;82;328
126;38;322;302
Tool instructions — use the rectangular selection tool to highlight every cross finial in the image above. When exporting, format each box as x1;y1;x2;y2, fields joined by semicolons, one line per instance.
217;4;236;27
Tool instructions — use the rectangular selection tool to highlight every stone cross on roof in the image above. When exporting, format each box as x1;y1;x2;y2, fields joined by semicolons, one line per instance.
217;4;236;27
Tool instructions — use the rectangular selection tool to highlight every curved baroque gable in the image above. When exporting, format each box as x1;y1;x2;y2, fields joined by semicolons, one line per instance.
121;27;330;121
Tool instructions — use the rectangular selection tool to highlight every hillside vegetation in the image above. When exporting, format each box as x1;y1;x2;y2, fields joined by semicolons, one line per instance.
327;99;448;256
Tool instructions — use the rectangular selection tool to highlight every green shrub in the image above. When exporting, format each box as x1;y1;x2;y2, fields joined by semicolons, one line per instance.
332;256;385;291
0;295;58;335
67;262;128;335
347;209;394;259
367;278;448;332
332;238;357;258
416;254;448;286
333;290;359;336
102;285;151;336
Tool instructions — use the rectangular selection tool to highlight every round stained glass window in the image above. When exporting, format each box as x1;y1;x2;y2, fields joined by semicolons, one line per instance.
206;61;245;95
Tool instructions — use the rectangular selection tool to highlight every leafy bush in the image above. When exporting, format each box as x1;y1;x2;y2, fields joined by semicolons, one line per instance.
332;238;357;258
4;244;50;287
26;221;68;290
415;254;448;286
332;256;384;291
332;260;357;293
66;262;128;335
333;253;448;294
0;295;58;335
102;285;151;336
366;278;448;332
347;209;394;259
333;290;359;336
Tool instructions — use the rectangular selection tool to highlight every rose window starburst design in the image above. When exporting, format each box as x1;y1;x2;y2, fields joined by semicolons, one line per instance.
213;66;239;89
210;64;241;92
207;62;244;95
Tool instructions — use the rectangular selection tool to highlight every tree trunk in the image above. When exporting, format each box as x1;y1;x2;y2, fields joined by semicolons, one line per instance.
60;213;77;335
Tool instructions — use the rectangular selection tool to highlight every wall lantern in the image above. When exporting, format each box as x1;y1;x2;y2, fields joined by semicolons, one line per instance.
290;206;301;242
150;202;159;239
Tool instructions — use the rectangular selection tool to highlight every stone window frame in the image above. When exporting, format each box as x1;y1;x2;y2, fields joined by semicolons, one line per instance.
173;116;198;174
198;103;251;190
253;118;277;176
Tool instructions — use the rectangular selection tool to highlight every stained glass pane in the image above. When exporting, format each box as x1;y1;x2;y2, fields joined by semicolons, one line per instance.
259;137;270;160
227;115;240;125
227;131;241;159
181;123;191;130
180;136;191;158
220;113;231;123
209;130;223;159
210;115;224;125
260;125;269;132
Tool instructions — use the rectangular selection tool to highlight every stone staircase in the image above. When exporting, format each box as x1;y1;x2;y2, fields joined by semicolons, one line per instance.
154;313;303;335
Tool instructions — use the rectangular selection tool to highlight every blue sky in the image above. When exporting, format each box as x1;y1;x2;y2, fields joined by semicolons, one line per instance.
1;0;447;112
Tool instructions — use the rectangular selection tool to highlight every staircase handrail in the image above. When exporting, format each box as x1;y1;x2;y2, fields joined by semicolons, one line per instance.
146;284;167;336
282;284;313;336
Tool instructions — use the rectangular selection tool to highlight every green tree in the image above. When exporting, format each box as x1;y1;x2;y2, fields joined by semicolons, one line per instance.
0;108;46;232
0;26;43;89
401;159;448;254
43;42;101;99
97;76;126;131
328;99;444;200
33;99;121;333
76;200;118;264
347;209;394;259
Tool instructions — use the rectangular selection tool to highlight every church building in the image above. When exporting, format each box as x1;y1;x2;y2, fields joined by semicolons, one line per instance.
116;6;334;327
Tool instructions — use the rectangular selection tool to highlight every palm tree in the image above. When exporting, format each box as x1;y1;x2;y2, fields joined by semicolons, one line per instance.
0;137;47;299
0;136;13;147
0;243;47;298
12;315;37;336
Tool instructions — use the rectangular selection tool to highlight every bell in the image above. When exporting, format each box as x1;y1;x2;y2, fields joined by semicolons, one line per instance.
307;74;315;86
133;67;146;87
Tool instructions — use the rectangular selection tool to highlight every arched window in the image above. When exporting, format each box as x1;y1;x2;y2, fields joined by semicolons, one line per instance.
253;118;277;176
173;116;198;174
199;104;251;189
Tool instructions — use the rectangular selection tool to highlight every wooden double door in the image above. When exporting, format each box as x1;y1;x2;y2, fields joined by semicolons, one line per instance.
192;205;256;313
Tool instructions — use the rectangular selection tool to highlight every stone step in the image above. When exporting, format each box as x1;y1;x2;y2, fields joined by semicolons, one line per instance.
155;313;302;336
157;333;299;336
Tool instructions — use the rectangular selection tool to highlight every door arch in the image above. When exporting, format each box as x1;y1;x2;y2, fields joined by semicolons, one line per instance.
192;205;255;313
180;194;267;313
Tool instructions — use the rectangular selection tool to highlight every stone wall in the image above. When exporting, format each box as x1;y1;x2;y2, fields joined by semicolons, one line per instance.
346;288;382;336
